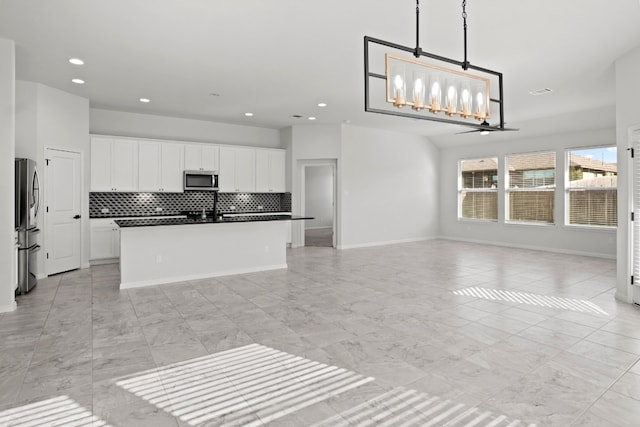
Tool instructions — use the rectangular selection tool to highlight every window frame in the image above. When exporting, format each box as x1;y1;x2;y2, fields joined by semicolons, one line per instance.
504;150;557;226
564;145;617;229
457;156;499;222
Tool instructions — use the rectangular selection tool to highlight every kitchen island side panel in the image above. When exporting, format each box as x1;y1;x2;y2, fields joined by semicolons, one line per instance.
119;221;287;289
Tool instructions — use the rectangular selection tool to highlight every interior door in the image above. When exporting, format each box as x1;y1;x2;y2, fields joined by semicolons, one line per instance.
46;149;82;275
633;130;640;305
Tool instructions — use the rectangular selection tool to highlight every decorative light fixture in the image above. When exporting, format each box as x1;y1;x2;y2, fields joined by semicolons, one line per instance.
364;0;517;133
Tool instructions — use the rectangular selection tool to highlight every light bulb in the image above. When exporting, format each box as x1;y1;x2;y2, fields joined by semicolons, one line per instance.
393;74;406;107
429;81;441;113
412;77;425;110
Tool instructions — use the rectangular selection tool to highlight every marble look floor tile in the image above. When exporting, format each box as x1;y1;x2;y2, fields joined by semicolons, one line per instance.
610;371;640;401
0;241;633;426
544;351;624;389
517;325;582;350
567;339;640;370
585;329;640;355
588;389;640;427
534;317;597;338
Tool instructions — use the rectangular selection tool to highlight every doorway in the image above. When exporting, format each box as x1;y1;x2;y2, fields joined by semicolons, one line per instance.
301;161;337;248
45;148;82;275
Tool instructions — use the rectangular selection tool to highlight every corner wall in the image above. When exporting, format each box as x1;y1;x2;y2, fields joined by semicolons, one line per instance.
0;39;16;312
340;125;439;248
439;126;617;258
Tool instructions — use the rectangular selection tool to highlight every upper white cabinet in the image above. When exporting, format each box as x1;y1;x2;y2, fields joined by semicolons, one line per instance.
184;144;219;171
219;146;255;192
255;149;286;192
138;141;184;192
91;136;138;192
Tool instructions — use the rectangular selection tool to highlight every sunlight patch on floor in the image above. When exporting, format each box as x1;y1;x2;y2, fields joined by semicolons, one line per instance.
311;387;536;427
453;287;609;315
116;343;374;426
0;395;110;427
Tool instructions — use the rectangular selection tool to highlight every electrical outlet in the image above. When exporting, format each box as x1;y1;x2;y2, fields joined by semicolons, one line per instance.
155;254;162;263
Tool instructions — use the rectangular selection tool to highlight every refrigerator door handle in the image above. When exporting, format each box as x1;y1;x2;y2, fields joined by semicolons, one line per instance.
32;166;41;219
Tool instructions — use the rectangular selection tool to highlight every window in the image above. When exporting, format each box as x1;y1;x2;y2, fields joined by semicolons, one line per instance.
506;152;556;224
566;147;617;227
459;157;498;220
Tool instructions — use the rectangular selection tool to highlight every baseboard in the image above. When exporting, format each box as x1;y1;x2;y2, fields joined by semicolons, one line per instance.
305;226;333;231
0;300;17;313
36;273;47;280
90;258;119;266
120;263;288;290
438;236;616;259
337;236;434;250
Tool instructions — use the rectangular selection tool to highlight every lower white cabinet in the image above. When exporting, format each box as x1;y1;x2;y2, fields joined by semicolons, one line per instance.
90;219;120;261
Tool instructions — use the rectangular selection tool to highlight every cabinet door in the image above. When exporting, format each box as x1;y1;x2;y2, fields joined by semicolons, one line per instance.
218;147;237;192
184;144;202;170
255;150;270;192
160;143;184;192
112;139;138;191
201;145;219;171
138;141;161;191
91;137;113;191
269;150;286;192
235;148;255;192
90;227;115;259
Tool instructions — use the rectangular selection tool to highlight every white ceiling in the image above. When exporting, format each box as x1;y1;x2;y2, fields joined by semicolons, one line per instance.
1;0;639;145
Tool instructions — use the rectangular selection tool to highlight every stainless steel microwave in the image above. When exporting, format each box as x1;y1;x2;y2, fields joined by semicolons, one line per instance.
184;170;219;191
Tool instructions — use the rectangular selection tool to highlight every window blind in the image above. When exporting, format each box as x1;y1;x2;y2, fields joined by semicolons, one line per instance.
459;158;498;220
567;148;617;227
506;152;556;223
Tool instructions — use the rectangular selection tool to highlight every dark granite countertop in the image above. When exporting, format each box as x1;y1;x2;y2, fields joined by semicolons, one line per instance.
114;214;312;228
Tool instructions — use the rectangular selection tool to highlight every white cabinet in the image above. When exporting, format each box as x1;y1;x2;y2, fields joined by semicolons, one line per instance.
255;149;286;192
91;136;138;192
138;141;184;192
219;147;255;192
184;144;219;171
90;219;120;261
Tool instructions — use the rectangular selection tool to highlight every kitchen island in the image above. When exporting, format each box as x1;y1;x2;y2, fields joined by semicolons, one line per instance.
115;215;311;289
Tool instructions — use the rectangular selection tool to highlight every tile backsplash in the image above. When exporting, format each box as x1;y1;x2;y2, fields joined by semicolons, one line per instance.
90;192;292;218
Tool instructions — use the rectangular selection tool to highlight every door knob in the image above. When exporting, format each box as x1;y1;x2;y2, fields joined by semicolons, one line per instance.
73;214;81;219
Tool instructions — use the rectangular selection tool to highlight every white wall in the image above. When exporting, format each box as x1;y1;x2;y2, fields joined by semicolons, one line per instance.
438;126;617;258
615;45;640;302
305;165;333;229
15;81;90;276
0;39;16;312
289;124;341;246
340;125;439;248
91;108;281;148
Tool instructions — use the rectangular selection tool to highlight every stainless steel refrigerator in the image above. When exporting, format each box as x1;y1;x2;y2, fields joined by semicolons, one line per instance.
15;158;41;294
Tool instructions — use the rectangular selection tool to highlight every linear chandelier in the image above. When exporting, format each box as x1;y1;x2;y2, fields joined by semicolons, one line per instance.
364;0;516;133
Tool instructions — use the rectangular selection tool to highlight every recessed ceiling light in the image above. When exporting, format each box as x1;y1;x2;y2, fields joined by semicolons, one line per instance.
529;88;553;96
71;78;85;84
308;117;317;121
69;58;84;65
245;112;254;117
318;103;327;107
139;98;150;103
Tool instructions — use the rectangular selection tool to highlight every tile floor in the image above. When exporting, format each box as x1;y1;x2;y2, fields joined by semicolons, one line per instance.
0;240;639;426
